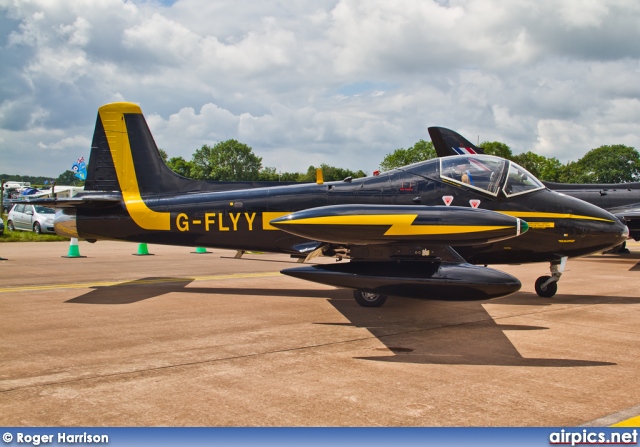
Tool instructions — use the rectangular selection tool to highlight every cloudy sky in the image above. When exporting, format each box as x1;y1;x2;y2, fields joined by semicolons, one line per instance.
1;0;639;178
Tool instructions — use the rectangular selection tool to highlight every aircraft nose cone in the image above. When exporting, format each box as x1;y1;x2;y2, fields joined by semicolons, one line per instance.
550;192;630;256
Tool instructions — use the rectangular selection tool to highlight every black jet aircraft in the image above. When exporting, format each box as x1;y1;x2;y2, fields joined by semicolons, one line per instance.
429;126;640;245
38;103;628;306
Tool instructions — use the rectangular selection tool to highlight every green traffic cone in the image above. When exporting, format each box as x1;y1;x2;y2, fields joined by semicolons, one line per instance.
133;243;153;256
192;247;210;254
62;238;85;258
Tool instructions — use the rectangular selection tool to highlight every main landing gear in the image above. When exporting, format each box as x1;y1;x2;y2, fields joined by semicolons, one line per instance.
353;290;388;307
535;257;567;298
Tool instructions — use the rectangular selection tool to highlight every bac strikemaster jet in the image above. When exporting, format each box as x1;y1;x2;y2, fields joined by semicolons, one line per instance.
39;103;628;307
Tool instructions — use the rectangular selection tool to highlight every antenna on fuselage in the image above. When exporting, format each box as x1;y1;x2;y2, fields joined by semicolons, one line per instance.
316;168;324;185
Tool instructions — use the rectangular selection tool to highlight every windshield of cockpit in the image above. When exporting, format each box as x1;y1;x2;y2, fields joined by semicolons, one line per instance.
503;161;544;197
439;155;545;197
439;155;506;196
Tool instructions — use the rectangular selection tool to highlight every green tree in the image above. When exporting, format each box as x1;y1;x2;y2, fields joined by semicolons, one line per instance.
476;141;566;182
279;172;304;181
258;166;278;181
379;140;436;171
479;141;513;159
0;174;56;186
557;161;583;183
511;152;562;182
570;144;640;183
158;148;168;163
54;170;85;186
537;157;563;182
258;167;304;182
166;156;194;178
191;140;263;181
301;164;366;182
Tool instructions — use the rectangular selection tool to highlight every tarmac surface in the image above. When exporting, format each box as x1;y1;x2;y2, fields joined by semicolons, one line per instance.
1;240;639;426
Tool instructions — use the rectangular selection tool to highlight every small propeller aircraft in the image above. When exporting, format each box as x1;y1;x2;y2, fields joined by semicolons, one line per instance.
37;103;628;306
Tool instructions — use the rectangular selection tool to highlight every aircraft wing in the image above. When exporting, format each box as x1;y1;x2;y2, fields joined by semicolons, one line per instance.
609;203;640;217
20;194;122;209
271;204;528;300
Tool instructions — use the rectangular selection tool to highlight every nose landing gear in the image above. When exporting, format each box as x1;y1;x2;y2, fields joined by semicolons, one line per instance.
535;257;567;298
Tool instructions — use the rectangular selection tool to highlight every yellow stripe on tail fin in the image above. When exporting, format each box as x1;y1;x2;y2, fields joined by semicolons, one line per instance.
98;102;171;231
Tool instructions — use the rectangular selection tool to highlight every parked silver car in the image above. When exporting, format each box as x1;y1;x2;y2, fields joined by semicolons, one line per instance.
7;203;56;234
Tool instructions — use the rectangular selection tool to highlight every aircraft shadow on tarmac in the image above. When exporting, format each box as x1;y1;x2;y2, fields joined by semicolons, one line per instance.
65;278;346;304
584;251;640;271
66;278;640;367
66;278;197;304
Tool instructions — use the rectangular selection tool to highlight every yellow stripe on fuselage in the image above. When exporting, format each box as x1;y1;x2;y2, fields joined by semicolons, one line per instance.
275;214;512;236
497;211;614;223
99;102;171;231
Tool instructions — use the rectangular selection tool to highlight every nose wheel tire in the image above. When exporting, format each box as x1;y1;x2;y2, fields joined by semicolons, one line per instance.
353;290;388;307
535;276;557;298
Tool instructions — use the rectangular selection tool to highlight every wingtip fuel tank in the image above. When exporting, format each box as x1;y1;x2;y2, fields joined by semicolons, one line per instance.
270;204;528;246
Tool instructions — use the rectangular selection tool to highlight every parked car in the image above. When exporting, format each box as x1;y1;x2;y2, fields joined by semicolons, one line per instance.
2;194;11;213
0;218;4;236
6;203;56;234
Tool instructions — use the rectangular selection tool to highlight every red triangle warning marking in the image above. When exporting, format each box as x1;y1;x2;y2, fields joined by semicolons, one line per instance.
470;199;481;208
442;196;454;206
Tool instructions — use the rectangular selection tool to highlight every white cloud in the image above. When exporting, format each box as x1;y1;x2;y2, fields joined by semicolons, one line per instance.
49;135;91;150
534;120;591;160
0;0;639;177
57;16;91;46
557;0;609;29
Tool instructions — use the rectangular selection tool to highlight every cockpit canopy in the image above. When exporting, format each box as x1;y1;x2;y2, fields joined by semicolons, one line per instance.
439;155;544;197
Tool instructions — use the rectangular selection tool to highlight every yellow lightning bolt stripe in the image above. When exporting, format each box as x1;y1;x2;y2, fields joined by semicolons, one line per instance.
497;211;614;223
99;103;171;231
275;214;512;236
263;212;291;230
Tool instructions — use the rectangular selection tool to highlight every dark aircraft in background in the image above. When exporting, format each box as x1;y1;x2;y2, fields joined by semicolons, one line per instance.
429;126;640;245
540;181;640;248
34;103;627;306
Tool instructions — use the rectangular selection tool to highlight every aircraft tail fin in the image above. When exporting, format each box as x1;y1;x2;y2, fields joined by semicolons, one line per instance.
84;102;195;195
84;102;300;196
428;127;485;158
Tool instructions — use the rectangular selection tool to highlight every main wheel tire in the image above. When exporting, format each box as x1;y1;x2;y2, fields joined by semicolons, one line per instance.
7;220;15;231
33;222;41;234
353;290;388;307
535;276;557;298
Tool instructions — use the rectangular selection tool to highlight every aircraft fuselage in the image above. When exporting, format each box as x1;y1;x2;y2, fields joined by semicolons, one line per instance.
59;165;627;265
